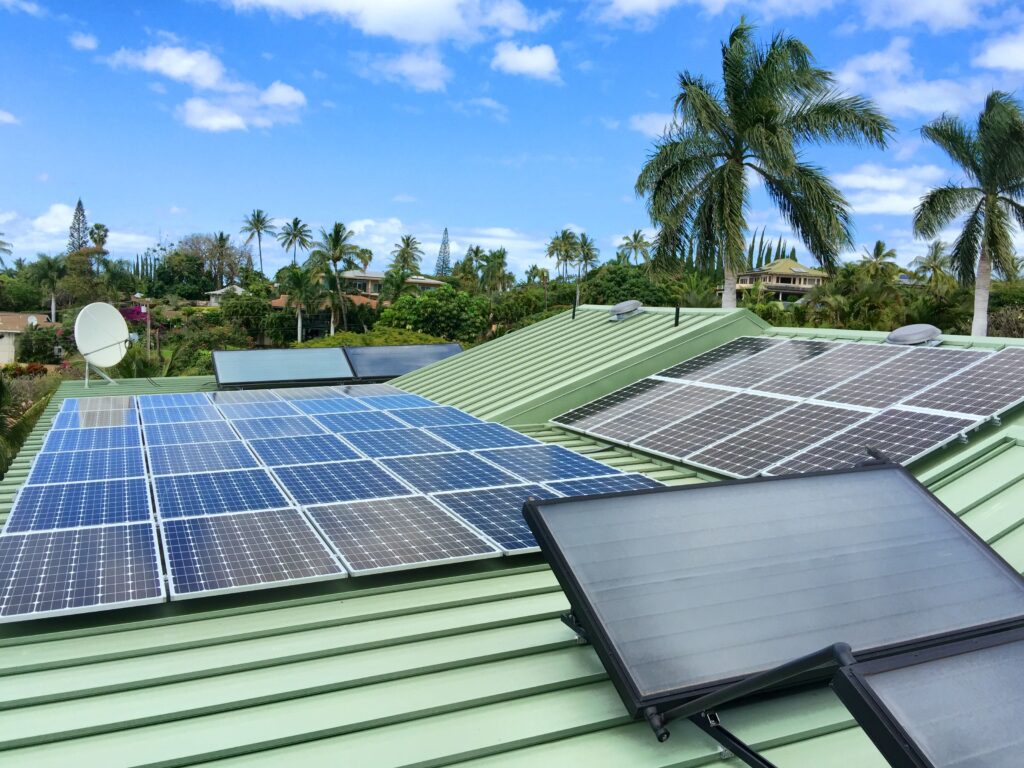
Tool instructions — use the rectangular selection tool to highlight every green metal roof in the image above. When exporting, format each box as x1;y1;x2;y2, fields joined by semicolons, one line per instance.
3;313;1024;767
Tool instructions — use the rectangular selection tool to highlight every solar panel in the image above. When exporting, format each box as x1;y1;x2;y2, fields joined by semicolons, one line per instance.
686;403;870;478
546;473;663;497
426;423;537;450
381;452;520;493
592;384;733;444
27;447;145;484
139;405;223;425
391;406;482;428
307;495;499;575
343;343;462;379
272;385;353;400
335;383;403;396
768;408;977;475
313;410;407;433
161;509;345;598
551;379;682;431
216;401;301;420
700;339;837;389
432;484;558;553
52;409;138;429
213;348;355;386
230;415;327;440
246;434;361;466
42;425;141;453
523;466;1024;714
271;460;412;505
341;428;454;458
137;393;212;409
755;343;909;399
357;394;437;410
476;444;621;483
0;523;165;622
903;347;1024;417
60;395;136;412
147;440;260;476
141;420;238;446
289;397;371;416
208;389;283;404
153;468;291;518
4;478;152;533
657;336;784;381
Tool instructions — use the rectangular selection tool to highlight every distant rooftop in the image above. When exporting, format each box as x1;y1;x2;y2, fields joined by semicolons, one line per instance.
741;257;827;277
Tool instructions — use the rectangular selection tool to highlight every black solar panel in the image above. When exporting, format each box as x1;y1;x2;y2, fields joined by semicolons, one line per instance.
342;343;462;379
903;347;1024;417
756;343;908;399
592;384;732;445
551;379;680;430
657;337;783;381
701;339;837;389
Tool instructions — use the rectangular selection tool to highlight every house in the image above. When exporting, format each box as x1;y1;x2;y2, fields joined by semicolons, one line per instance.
205;284;247;307
2;306;1023;766
0;311;53;364
342;270;446;305
734;257;828;300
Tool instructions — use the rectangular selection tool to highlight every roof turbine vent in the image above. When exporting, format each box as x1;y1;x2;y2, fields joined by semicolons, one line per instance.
608;300;644;322
886;324;942;347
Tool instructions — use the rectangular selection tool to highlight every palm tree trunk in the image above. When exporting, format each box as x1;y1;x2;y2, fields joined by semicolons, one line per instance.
297;308;303;343
971;242;991;337
721;264;738;309
257;235;264;275
50;292;56;323
336;264;348;333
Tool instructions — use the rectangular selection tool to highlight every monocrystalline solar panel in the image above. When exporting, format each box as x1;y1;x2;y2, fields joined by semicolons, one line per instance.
381;452;520;493
216;401;301;420
139;405;223;425
592;384;733;444
161;509;345;598
213;348;355;386
271;460;412;505
357;394;437;410
289;397;371;415
546;473;663;497
476;444;621;483
147;440;260;476
307;495;499;574
756;343;908;399
207;390;283;404
903;347;1024;417
343;343;462;379
141;420;238;446
341;428;454;458
335;383;403;396
246;434;361;466
230;415;327;440
425;423;537;450
551;379;683;431
60;395;136;412
657;337;784;381
52;409;138;429
700;339;838;389
313;410;407;433
391;406;481;428
42;425;141;453
137;393;212;409
0;523;165;622
524;467;1024;714
272;386;352;400
4;478;152;533
432;484;558;553
153;468;291;518
27;447;145;485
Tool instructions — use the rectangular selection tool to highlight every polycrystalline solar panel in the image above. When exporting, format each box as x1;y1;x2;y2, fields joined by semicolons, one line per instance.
217;401;301;420
290;397;371;416
52;409;138;429
272;386;352;400
903;347;1024;417
817;346;991;409
5;478;152;533
137;393;212;409
391;406;482;428
139;405;223;425
246;434;361;467
769;408;977;475
60;395;136;412
161;509;345;599
701;339;838;389
343;343;462;379
546;473;663;497
314;410;407;433
592;384;733;444
208;389;282;404
307;495;499;575
686;403;870;478
42;425;141;453
147;440;259;476
524;467;1024;712
635;392;793;459
657;336;784;381
141;420;238;446
272;460;412;505
426;423;537;450
432;484;558;553
551;379;682;431
341;428;454;458
230;415;326;440
358;394;436;410
476;444;621;483
381;452;520;493
335;383;403;396
27;447;145;485
153;468;290;518
756;343;908;399
0;523;164;622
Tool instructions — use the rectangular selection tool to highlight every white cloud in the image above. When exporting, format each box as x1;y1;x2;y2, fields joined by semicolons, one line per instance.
179;98;249;132
835;163;948;215
857;0;993;31
974;28;1024;71
362;49;452;92
32;203;74;235
0;0;44;16
2;204;155;258
491;41;560;82
392;193;417;203
453;96;509;121
68;32;98;51
260;80;306;107
108;45;237;91
0;109;18;125
628;112;674;138
169;206;185;215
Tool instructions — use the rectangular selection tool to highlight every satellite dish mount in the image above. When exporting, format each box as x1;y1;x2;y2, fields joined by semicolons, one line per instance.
74;302;130;388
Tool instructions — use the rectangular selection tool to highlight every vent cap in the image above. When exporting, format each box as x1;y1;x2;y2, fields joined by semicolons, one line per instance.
886;324;942;346
608;300;644;322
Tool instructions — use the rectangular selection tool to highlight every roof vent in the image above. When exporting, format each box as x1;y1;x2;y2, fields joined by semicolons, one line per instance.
608;300;644;322
886;323;942;346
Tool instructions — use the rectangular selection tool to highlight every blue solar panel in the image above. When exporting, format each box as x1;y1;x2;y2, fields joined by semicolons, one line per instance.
0;523;164;622
60;395;136;412
161;509;345;598
208;390;282;404
381;452;519;493
141;420;238;446
426;423;537;450
272;386;349;400
546;473;663;497
432;484;558;553
476;445;621;482
148;440;260;476
342;428;454;458
246;434;361;466
271;460;411;505
358;394;437;410
230;415;326;440
4;478;152;533
27;447;145;485
153;469;291;518
217;401;301;420
42;425;141;453
290;397;371;415
139;405;224;425
392;407;482;428
52;409;138;429
313;410;406;433
137;393;212;409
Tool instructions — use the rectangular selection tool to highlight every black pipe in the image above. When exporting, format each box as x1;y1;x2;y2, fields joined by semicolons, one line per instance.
674;304;680;327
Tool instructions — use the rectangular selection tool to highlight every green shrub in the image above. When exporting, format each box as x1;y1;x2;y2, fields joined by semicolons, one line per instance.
293;327;445;349
377;286;489;344
17;325;76;364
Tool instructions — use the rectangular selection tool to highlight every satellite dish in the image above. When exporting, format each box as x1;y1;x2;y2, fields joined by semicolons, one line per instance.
26;315;37;328
75;302;130;368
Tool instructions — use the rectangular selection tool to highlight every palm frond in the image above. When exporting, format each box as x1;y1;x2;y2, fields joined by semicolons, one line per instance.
949;201;984;284
787;92;893;148
912;184;982;239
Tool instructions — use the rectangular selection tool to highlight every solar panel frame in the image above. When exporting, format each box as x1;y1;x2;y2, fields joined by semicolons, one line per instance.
272;386;356;400
342;343;463;380
207;390;283;404
334;383;404;397
4;477;153;533
590;384;734;445
212;348;355;387
550;379;681;431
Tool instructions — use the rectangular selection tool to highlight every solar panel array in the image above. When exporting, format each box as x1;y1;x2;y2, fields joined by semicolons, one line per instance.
552;337;1024;478
1;384;659;622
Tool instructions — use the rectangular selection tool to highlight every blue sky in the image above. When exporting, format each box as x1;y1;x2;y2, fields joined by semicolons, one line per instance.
1;0;1023;277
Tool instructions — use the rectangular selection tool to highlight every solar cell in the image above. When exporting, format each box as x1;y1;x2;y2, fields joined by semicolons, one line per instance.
52;409;138;429
60;395;136;412
657;336;784;381
334;383;403;397
289;397;371;415
476;444;621;483
357;394;437;410
426;423;537;450
5;478;152;533
246;434;361;466
272;460;412;505
147;440;260;476
42;425;141;453
308;495;499;575
903;347;1024;417
341;428;454;458
272;386;352;400
141;420;238;446
546;473;663;497
313;410;407;433
701;339;838;389
432;484;559;552
217;401;301;420
27;447;145;485
382;452;520;493
0;523;164;622
137;393;212;409
153;468;291;518
768;408;977;475
551;379;682;431
207;390;282;404
161;509;345;598
755;343;909;399
686;403;870;478
592;384;732;444
230;415;326;440
139;405;224;425
390;406;482;428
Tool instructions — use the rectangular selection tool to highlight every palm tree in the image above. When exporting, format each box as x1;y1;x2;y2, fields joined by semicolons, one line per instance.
0;232;10;269
546;229;579;280
914;91;1024;336
911;241;955;295
479;248;511;294
618;229;651;267
277;217;313;265
240;209;276;275
859;240;898;280
88;223;109;250
28;254;65;322
356;248;373;272
310;222;359;333
390;235;423;274
575;233;600;308
278;263;325;343
635;21;892;309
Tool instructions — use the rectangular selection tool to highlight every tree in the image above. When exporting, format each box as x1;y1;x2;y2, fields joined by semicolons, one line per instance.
89;223;109;250
0;232;10;270
277;217;313;265
617;230;651;267
378;285;489;343
240;209;276;275
575;233;600;308
546;229;579;280
391;235;423;274
859;240;898;280
635;21;892;309
356;248;373;272
479;248;511;294
434;227;452;277
914;91;1024;336
67;199;89;254
911;241;956;295
28;254;64;321
310;222;359;333
277;262;325;343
